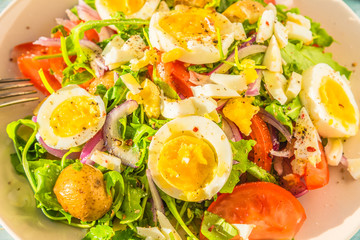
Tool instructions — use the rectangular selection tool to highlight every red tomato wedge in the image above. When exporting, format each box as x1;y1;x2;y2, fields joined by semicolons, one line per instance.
264;0;276;4
202;182;306;240
171;61;195;98
155;59;194;98
12;42;62;95
249;114;273;172
304;142;329;190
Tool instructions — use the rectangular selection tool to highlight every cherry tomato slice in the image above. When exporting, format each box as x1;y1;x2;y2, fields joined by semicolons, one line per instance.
12;42;62;95
304;142;329;190
202;182;306;240
249;114;273;172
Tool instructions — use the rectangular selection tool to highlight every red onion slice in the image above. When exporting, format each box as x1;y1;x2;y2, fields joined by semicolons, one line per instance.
65;9;79;22
55;18;77;30
273;157;284;176
36;134;81;159
281;174;308;198
208;35;257;75
222;117;242;142
77;0;101;21
188;71;211;86
103;100;140;168
257;108;292;143
268;125;280;151
216;99;228;111
146;169;165;223
33;37;107;78
33;116;81;159
80;130;104;164
76;0;114;41
245;70;262;96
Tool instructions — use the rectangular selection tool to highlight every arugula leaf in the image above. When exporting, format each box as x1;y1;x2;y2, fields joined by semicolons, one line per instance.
160;191;199;240
242;19;257;35
281;42;351;78
83;225;114;240
201;211;238;240
149;118;171;129
113;229;142;240
116;177;147;224
187;65;212;74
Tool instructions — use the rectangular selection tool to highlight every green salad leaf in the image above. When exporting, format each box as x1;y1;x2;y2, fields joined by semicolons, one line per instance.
201;211;238;240
281;42;352;78
83;225;115;240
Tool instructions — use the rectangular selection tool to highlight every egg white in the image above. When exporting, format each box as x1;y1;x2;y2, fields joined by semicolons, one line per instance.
300;63;360;138
148;116;232;202
95;0;161;20
149;9;235;64
37;85;106;150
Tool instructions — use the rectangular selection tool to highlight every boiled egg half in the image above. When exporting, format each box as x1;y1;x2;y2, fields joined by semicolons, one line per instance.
148;116;232;202
300;63;360;138
149;8;235;64
95;0;160;20
37;85;106;150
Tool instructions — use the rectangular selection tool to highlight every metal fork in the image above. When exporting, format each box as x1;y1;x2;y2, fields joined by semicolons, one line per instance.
0;78;40;108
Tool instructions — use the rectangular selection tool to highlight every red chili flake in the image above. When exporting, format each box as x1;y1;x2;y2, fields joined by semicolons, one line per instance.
105;160;108;163
148;136;153;141
266;21;269;26
307;146;316;152
193;127;199;132
208;225;215;232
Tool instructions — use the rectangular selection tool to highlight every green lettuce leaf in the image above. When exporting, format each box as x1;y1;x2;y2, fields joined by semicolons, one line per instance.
310;21;334;47
201;211;238;240
281;42;351;78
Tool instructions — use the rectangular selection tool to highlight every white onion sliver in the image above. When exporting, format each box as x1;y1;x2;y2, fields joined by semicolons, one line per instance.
146;169;165;223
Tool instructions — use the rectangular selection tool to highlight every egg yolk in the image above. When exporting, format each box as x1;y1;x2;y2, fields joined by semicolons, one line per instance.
50;96;101;137
157;135;217;192
320;77;356;128
159;8;222;47
102;0;145;15
223;96;259;136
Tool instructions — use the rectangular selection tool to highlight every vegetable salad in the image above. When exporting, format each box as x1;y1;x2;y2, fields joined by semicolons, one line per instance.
6;0;360;239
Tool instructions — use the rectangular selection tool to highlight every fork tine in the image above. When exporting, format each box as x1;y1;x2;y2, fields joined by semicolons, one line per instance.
0;78;31;83
0;90;37;99
0;82;34;91
0;97;40;108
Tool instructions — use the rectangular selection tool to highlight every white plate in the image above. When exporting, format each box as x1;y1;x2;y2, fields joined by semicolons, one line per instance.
0;0;359;239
